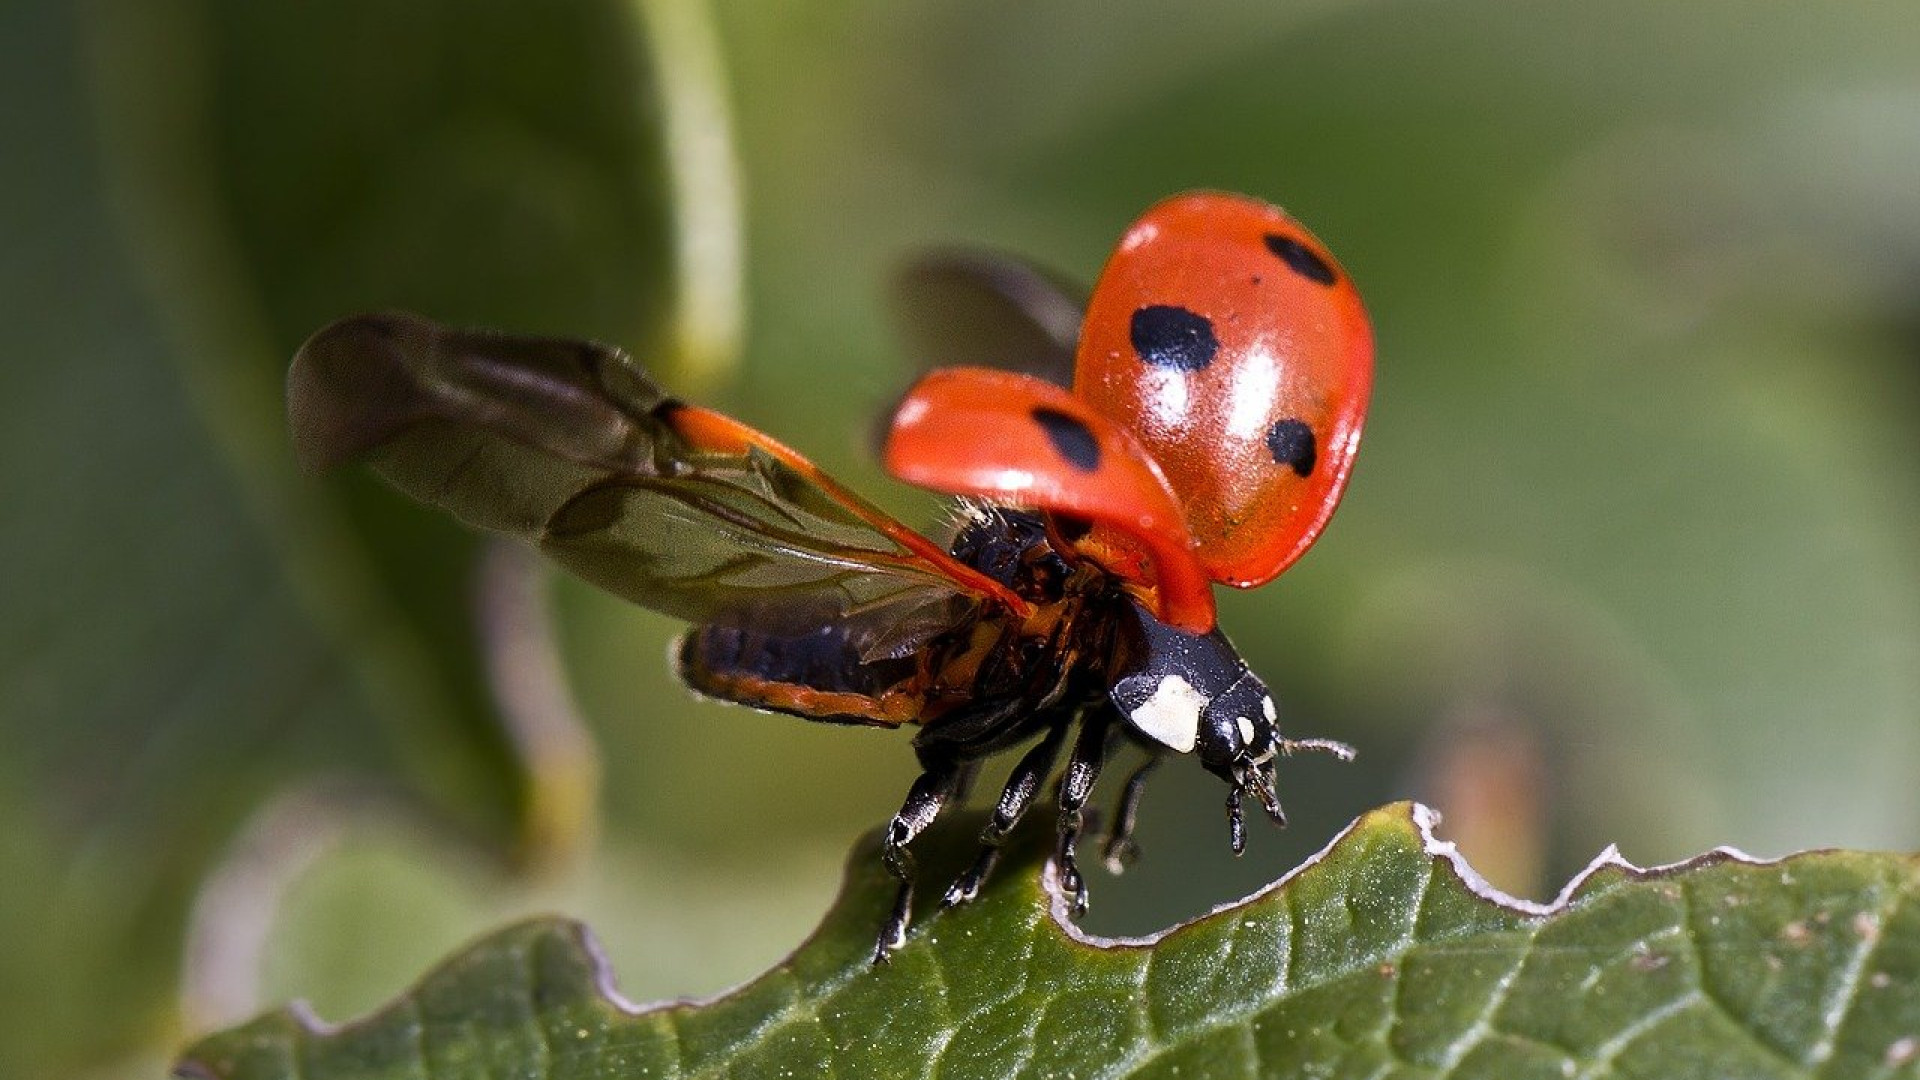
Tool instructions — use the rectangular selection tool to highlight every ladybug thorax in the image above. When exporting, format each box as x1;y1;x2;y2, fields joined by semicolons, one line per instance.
940;505;1281;766
1106;595;1279;768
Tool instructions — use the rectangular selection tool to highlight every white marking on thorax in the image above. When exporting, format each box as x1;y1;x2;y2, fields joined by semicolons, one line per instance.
1235;715;1256;745
1128;673;1206;753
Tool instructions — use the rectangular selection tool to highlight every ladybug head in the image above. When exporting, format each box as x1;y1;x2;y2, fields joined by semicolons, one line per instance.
1107;598;1291;827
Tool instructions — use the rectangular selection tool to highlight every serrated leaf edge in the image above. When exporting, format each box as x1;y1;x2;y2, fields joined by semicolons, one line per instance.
1048;800;1779;949
227;799;1801;1050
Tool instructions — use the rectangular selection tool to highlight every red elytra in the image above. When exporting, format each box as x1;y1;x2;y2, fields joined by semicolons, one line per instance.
886;191;1374;627
1076;192;1373;590
884;367;1213;631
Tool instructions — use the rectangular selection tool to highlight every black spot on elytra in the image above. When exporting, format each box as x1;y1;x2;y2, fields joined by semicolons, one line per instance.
1266;418;1317;477
1263;234;1337;286
1032;407;1101;472
1130;305;1218;370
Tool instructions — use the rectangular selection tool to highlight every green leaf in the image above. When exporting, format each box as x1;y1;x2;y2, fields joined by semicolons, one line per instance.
178;803;1920;1079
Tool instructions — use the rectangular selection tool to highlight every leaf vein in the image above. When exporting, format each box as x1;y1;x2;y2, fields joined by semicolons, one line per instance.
915;948;963;1080
684;969;819;1080
1572;990;1703;1080
1095;918;1410;1078
1431;933;1532;1077
1807;882;1899;1071
1678;878;1810;1073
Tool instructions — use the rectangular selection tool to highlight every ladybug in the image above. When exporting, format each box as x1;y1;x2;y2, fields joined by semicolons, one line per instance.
288;191;1374;961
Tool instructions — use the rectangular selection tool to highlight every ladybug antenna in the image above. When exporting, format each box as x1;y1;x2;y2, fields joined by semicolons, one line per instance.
1280;736;1357;763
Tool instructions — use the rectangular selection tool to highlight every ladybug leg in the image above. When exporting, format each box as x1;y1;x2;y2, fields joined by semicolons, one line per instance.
1100;754;1161;874
875;750;967;963
942;720;1071;908
1226;784;1248;855
1054;707;1117;919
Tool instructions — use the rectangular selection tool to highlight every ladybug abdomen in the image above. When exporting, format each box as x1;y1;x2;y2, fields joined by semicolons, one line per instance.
676;623;927;727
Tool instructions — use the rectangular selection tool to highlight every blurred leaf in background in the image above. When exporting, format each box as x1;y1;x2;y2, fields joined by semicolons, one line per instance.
1;1;1917;1077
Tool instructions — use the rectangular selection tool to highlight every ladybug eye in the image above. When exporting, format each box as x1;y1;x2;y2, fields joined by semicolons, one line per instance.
1265;417;1317;477
1262;233;1338;286
1129;304;1218;371
1029;406;1101;472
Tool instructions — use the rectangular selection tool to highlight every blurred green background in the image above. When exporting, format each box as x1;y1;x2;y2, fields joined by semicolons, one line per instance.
5;0;1919;1075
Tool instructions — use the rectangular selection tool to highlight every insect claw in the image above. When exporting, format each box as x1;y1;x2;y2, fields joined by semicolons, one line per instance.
942;848;998;908
1099;754;1157;874
873;883;912;965
1053;857;1091;918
